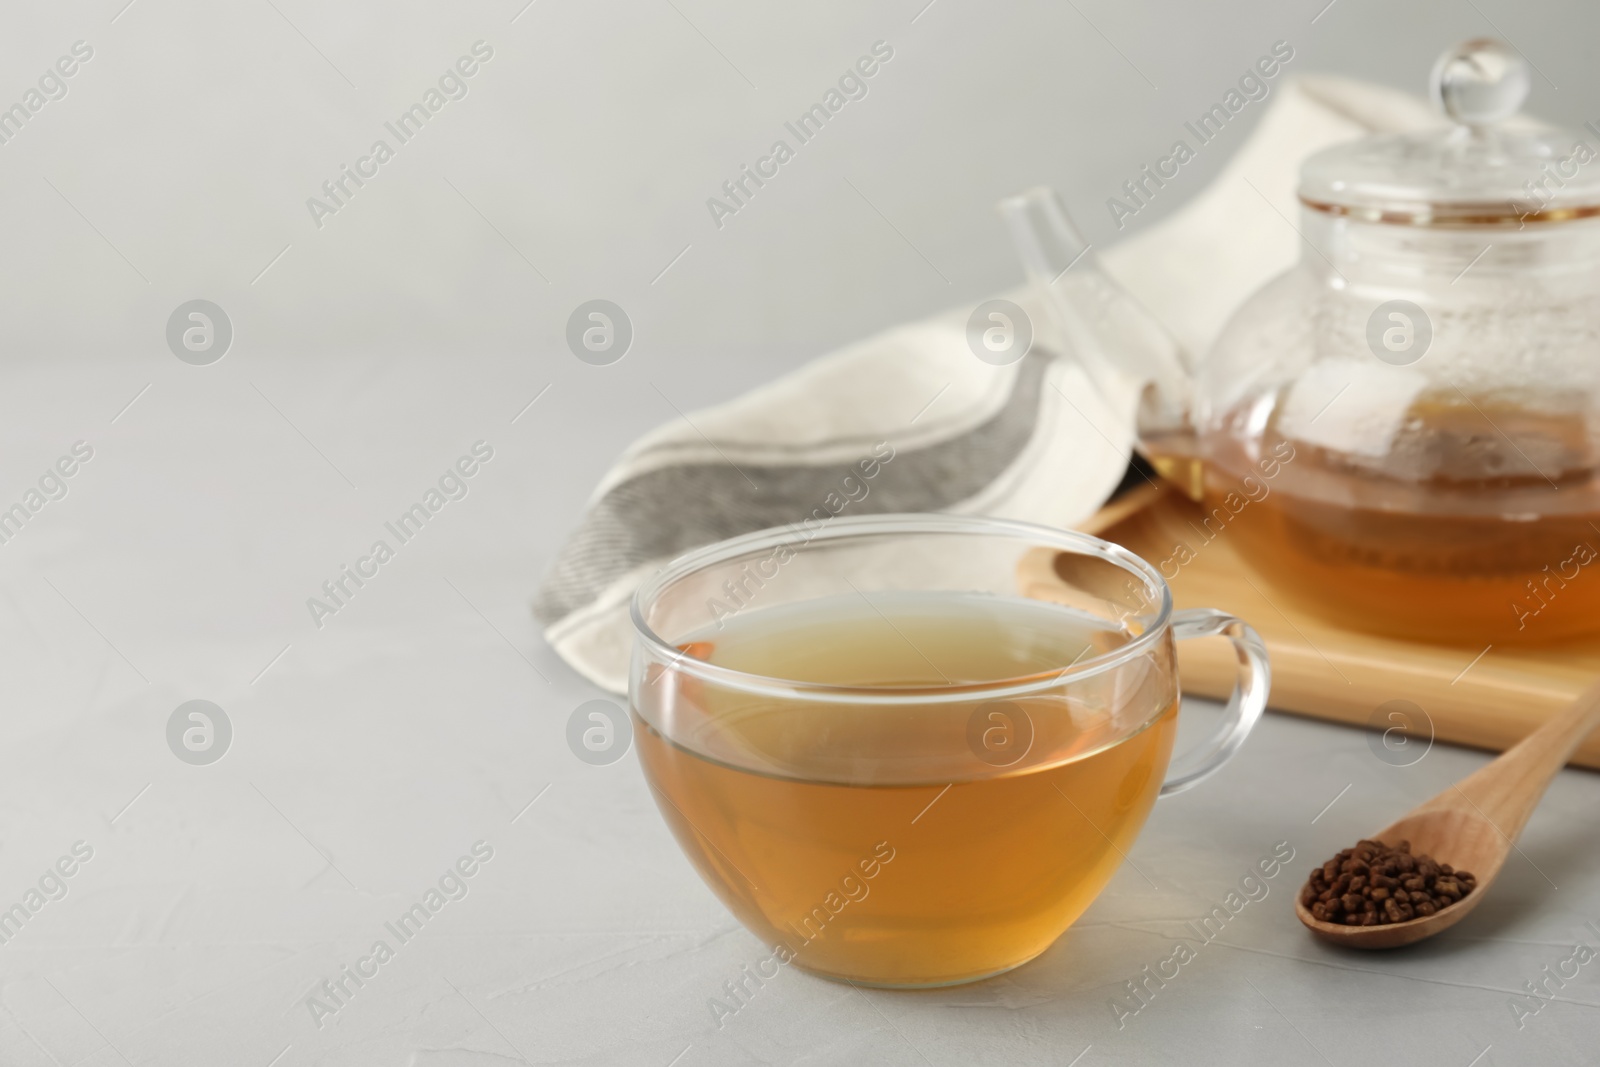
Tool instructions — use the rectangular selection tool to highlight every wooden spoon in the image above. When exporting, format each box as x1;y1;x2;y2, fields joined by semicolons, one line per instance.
1297;678;1600;949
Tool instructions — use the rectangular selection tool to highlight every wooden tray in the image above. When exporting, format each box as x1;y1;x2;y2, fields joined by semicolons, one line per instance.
1036;483;1600;770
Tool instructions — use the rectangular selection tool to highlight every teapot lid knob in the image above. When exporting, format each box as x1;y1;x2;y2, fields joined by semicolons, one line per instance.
1431;38;1530;128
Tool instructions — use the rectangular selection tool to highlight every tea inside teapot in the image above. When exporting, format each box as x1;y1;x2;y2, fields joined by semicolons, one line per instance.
1194;388;1600;643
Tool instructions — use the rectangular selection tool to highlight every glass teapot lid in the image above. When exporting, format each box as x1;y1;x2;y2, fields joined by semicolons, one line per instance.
1299;39;1600;224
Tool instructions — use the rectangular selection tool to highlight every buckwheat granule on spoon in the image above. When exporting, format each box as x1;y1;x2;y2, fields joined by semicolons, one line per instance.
1300;839;1477;926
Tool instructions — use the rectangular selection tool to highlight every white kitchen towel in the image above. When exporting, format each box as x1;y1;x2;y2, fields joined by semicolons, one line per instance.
535;75;1443;693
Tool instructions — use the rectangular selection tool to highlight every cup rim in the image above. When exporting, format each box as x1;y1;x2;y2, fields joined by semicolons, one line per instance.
628;512;1174;705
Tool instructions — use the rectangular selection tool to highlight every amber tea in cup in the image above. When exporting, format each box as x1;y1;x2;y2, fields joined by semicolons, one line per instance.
630;515;1269;987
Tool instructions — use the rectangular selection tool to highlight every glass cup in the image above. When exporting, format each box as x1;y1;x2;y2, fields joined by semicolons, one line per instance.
630;513;1269;988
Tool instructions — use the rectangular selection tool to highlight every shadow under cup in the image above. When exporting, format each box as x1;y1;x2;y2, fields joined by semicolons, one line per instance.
630;514;1269;988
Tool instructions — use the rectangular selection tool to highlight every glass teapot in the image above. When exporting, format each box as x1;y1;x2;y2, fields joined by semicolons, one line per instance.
1002;39;1600;646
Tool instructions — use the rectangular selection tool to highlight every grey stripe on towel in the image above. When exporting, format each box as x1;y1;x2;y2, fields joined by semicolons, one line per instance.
533;349;1056;626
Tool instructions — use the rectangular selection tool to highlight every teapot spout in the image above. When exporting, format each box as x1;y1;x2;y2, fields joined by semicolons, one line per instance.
998;186;1201;494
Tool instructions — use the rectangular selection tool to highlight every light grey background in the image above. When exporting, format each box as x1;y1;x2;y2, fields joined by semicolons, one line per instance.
0;1;1597;1064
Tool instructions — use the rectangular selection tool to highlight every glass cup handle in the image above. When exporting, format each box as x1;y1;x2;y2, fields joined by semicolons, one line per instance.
1159;608;1271;797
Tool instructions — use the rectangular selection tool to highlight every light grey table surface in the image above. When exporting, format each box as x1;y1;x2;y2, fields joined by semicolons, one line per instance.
1;342;1596;1067
2;1;1599;1064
